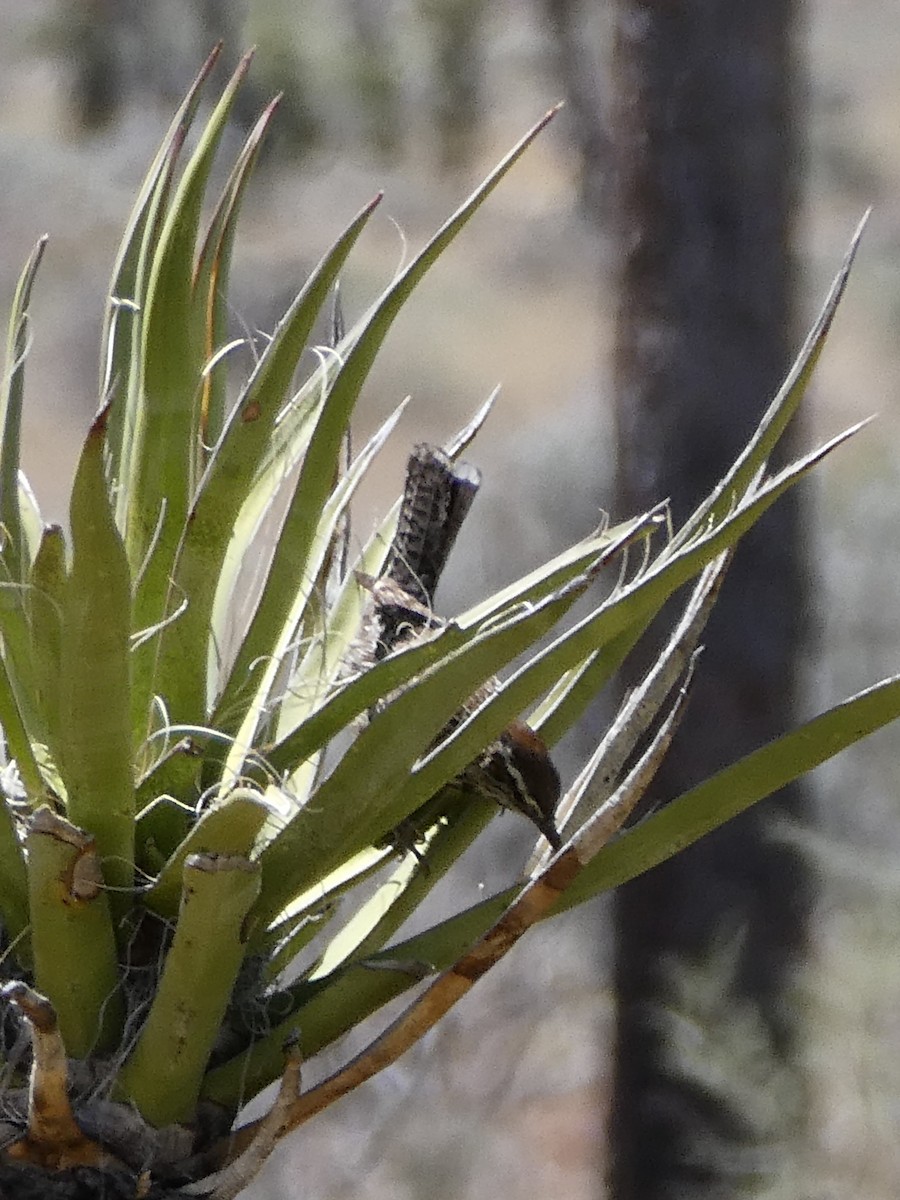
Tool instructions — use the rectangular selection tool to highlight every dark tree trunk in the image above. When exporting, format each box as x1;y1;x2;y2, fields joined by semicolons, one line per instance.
540;0;612;216
606;1;809;1196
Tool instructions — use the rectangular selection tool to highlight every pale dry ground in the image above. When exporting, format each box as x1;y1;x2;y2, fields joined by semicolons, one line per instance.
1;3;900;1198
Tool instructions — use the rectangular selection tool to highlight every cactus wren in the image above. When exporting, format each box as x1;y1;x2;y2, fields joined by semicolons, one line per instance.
368;444;562;851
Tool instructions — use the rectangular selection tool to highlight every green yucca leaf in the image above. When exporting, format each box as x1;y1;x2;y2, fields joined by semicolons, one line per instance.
27;808;122;1057
306;794;494;977
27;524;67;766
0;241;51;758
192;94;281;451
103;45;223;484
264;920;337;987
0;659;30;944
547;556;729;852
16;474;43;568
0;654;43;817
201;950;423;1108
557;673;900;909
128;51;253;567
531;644;620;747
527;218;869;747
263;845;401;957
128;53;255;753
116;851;261;1126
0;236;46;586
57;406;135;915
143;787;269;920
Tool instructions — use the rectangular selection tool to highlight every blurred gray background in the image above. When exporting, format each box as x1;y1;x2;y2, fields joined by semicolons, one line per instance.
3;2;900;1197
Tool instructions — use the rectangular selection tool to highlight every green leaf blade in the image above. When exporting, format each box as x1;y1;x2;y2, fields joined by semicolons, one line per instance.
556;672;900;912
1;237;48;585
103;45;223;486
128;54;254;741
58;407;135;915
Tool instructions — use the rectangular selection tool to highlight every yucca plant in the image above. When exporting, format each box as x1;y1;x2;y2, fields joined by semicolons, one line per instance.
0;46;896;1199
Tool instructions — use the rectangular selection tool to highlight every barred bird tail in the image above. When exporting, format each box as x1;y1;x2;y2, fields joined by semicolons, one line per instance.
385;444;481;610
368;443;563;852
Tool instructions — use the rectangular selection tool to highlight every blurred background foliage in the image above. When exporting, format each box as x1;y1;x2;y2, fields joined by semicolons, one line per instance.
3;1;900;1196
